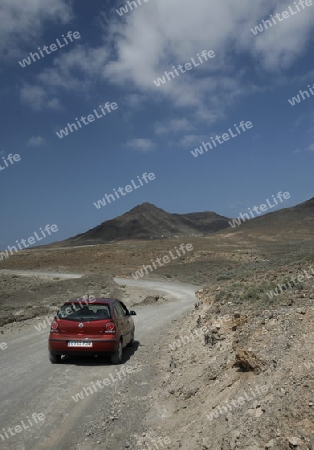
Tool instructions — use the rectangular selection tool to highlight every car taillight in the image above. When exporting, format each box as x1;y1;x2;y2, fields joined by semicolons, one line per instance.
105;322;115;333
51;320;59;332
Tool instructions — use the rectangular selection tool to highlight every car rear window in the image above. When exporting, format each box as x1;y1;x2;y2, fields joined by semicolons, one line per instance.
57;304;111;321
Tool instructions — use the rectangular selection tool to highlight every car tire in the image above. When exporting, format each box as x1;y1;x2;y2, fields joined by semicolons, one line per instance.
127;329;135;347
49;353;62;364
111;340;123;365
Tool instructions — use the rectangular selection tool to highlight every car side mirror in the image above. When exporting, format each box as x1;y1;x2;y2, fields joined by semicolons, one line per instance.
129;310;137;316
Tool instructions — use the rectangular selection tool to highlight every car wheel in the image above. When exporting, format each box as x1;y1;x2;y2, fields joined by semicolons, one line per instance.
111;340;123;365
127;329;135;347
49;353;62;364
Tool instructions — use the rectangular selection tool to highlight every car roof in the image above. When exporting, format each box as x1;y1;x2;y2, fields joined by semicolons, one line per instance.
64;298;119;305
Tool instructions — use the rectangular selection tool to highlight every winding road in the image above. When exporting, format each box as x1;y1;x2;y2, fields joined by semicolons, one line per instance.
0;274;197;450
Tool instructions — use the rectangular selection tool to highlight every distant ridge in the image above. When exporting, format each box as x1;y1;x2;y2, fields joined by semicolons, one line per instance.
61;202;231;246
224;197;314;239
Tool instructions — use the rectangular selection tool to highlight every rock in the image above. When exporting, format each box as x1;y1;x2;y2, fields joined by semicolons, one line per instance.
288;436;302;448
234;350;263;372
265;439;276;449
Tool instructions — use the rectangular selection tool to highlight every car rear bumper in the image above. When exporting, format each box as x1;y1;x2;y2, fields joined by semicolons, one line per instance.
49;336;118;355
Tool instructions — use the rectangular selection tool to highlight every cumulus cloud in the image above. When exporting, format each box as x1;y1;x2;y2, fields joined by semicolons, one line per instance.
307;143;314;152
155;118;194;135
27;136;46;147
126;138;155;152
125;93;147;108
104;0;314;117
247;2;314;70
37;46;109;90
16;0;314;120
0;0;72;59
179;134;206;147
20;84;61;110
20;45;109;110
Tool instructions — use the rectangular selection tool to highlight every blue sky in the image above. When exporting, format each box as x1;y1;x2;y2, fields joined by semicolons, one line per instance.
0;0;314;248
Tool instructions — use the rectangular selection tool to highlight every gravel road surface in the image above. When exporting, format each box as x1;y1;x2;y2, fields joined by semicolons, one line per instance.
0;275;197;450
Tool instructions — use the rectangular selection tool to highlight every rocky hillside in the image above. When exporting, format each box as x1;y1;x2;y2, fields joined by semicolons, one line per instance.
225;197;314;240
59;202;231;246
147;258;314;449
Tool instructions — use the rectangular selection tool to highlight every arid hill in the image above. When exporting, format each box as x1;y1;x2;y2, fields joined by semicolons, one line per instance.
225;197;314;240
59;202;231;246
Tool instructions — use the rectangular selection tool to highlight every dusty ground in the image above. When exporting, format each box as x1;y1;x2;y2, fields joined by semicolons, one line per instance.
0;270;171;328
84;257;314;450
0;235;279;277
146;261;314;450
1;233;313;326
1;233;314;449
0;278;196;450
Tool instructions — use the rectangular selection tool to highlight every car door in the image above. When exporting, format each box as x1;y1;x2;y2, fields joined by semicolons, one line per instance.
119;301;134;339
113;302;127;343
114;301;132;344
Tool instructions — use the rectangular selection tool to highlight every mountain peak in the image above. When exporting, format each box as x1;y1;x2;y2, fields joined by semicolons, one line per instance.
129;202;164;214
65;202;231;245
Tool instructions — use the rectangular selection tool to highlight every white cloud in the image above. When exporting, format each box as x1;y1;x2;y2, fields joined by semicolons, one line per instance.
27;136;46;147
307;143;314;152
47;98;62;110
229;200;251;211
179;134;206;147
293;143;314;153
20;84;61;110
37;46;109;90
246;2;314;70
126;138;155;152
125;93;146;108
0;0;72;59
20;84;46;110
103;0;314;117
20;45;109;110
252;133;262;142
155;118;194;135
17;0;314;121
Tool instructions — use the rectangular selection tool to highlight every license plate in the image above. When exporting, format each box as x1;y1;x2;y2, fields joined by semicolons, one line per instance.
67;341;93;347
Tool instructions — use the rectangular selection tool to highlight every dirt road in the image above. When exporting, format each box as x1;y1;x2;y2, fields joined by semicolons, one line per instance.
0;276;197;450
0;269;84;279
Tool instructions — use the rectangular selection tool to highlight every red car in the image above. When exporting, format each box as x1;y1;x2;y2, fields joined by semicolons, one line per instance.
48;298;136;364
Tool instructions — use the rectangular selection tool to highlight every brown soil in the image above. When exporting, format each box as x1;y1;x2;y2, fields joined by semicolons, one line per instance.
1;231;314;449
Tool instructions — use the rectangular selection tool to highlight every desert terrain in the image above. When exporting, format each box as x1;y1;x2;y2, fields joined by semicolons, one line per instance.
0;200;314;449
